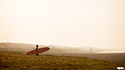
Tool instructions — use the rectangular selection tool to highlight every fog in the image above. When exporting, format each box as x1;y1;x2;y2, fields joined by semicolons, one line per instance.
0;0;125;50
0;42;125;54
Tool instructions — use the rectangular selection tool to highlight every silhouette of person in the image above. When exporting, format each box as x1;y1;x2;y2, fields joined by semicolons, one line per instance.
89;48;92;53
36;45;39;55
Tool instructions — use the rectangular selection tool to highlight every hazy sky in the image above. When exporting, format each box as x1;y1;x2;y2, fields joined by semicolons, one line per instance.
0;0;125;48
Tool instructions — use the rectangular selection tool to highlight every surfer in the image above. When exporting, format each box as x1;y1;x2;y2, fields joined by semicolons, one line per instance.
36;45;39;55
89;48;92;53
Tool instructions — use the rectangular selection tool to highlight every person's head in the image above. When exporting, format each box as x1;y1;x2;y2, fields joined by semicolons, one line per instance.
36;45;38;47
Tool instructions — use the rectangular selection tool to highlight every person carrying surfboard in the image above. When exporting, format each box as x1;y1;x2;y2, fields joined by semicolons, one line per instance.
36;45;39;55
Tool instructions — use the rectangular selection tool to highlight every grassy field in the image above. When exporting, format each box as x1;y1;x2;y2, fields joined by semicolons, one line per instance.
0;50;125;70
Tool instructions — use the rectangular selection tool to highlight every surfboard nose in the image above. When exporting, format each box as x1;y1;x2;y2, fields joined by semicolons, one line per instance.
47;47;50;50
46;47;50;50
44;47;50;50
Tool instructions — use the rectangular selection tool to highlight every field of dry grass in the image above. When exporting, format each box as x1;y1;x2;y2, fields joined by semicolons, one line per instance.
0;49;125;70
49;53;125;63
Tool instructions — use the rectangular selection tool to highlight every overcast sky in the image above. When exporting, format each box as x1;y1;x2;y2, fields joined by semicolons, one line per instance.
0;0;125;49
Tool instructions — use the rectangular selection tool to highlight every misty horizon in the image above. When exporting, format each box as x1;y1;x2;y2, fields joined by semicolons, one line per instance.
0;42;125;54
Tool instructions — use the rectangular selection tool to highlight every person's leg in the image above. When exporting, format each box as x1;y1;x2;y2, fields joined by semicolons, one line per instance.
36;49;39;55
36;53;38;55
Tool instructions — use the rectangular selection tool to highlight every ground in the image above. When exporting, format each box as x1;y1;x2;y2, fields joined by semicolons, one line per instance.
0;49;125;70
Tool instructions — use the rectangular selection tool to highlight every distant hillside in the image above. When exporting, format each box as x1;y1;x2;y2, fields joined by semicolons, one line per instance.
0;42;105;53
0;42;35;50
0;42;63;53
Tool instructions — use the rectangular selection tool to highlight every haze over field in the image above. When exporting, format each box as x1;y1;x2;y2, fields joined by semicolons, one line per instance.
0;0;125;51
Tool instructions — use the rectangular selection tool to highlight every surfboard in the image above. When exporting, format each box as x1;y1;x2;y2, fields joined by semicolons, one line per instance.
26;47;50;55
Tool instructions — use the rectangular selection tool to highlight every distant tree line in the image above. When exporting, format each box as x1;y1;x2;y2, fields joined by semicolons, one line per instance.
0;42;105;53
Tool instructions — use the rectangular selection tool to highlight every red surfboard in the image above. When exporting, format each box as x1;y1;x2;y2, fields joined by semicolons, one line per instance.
26;47;50;55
